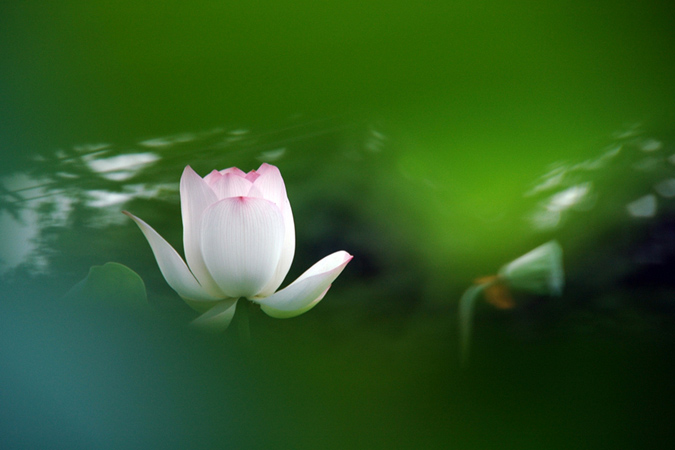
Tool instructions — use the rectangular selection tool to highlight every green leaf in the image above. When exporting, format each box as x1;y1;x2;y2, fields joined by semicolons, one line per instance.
64;262;148;310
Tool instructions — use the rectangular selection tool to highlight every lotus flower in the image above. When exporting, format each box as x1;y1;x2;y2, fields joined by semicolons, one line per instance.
498;240;564;296
459;240;564;365
123;163;352;330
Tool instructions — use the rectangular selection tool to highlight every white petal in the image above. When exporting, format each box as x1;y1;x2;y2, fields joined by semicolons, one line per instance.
221;167;248;177
244;170;260;182
122;211;223;302
190;299;238;332
209;172;254;200
204;167;246;187
252;163;288;206
257;251;352;318
200;197;285;298
203;169;223;188
179;166;225;298
251;164;295;296
257;198;295;297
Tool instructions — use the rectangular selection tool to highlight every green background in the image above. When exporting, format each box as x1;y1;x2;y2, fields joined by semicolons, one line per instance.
2;1;675;449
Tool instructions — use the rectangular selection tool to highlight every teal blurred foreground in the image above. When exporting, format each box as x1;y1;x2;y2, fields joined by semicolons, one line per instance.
2;1;675;449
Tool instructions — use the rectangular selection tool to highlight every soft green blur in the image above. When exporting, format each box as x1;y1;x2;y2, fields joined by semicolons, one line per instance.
2;1;675;449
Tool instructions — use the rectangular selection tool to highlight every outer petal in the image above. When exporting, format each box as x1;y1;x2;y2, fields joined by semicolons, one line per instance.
190;299;238;332
180;166;224;298
257;251;352;318
122;211;224;303
256;198;295;297
203;169;223;188
252;163;288;206
252;164;296;296
200;197;285;298
244;170;260;182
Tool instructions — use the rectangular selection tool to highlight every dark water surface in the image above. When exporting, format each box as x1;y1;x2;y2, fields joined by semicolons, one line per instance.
2;1;675;449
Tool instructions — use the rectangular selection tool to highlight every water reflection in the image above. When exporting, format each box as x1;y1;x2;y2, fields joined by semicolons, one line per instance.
84;152;160;181
0;172;75;274
654;177;675;198
515;126;675;324
0;146;170;275
530;183;594;229
526;128;675;231
627;194;657;218
256;148;286;162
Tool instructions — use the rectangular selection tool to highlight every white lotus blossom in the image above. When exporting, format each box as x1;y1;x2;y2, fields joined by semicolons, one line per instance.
124;163;352;330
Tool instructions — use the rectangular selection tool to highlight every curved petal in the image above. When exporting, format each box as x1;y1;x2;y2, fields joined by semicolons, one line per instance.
190;299;238;332
200;197;285;298
180;166;224;298
257;198;295;297
205;167;246;187
252;164;295;296
122;211;223;302
257;251;352;318
203;169;223;188
244;170;260;182
209;172;254;200
252;163;288;206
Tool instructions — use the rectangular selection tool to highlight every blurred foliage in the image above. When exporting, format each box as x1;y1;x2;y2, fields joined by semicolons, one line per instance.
62;262;148;311
2;1;675;449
